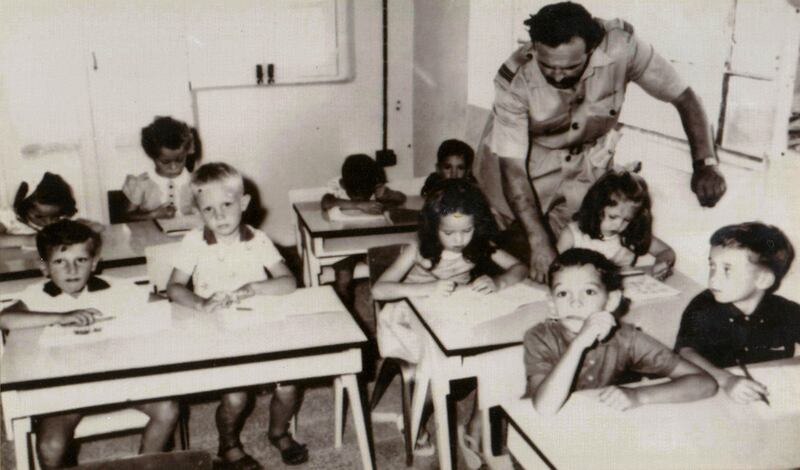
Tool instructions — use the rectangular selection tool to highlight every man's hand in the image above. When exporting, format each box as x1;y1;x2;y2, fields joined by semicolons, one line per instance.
598;386;641;411
529;240;557;284
469;275;497;295
722;375;769;404
691;165;726;207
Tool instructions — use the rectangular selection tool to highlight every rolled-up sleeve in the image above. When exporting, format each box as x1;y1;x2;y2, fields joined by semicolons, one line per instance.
628;327;681;377
628;35;687;102
523;324;559;397
490;73;531;160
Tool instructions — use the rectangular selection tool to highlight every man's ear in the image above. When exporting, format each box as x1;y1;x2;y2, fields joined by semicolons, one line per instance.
240;194;251;212
605;290;622;313
755;269;776;292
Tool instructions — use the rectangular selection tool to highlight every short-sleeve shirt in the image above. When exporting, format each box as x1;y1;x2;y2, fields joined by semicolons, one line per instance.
122;170;193;215
0;207;36;235
674;290;800;368
523;320;680;397
14;276;121;313
490;18;687;161
171;224;284;298
566;221;636;267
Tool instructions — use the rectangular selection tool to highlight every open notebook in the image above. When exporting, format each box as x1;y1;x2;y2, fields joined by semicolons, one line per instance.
622;274;681;303
416;283;549;327
326;207;387;223
154;213;204;235
219;286;343;330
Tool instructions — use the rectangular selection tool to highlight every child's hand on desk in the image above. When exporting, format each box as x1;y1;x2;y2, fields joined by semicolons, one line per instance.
60;308;103;326
201;292;233;312
598;386;641;411
432;280;457;297
153;203;177;219
653;249;676;281
469;275;497;294
722;375;769;404
232;284;255;302
356;201;384;215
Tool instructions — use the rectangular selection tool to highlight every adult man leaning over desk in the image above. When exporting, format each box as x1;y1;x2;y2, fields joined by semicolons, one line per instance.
475;2;726;283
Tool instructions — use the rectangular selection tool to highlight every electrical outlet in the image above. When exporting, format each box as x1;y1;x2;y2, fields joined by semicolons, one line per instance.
376;149;397;167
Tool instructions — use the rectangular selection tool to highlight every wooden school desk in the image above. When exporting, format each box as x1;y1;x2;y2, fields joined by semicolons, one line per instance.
0;283;373;470
292;196;423;287
503;357;800;470
0;221;179;281
405;272;701;470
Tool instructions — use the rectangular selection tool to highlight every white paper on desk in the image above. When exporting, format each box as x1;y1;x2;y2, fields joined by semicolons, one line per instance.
154;213;203;235
748;366;800;417
623;274;680;303
38;301;172;347
220;288;342;329
418;283;548;327
327;206;387;223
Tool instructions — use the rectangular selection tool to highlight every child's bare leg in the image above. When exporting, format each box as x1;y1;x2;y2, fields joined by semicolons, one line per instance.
36;412;82;470
135;400;180;453
268;384;303;445
216;391;252;462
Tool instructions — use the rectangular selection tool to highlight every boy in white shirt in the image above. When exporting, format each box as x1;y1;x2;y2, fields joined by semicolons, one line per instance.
0;220;179;469
167;162;307;469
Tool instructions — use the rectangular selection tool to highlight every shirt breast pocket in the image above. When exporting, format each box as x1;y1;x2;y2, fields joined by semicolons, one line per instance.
585;89;625;140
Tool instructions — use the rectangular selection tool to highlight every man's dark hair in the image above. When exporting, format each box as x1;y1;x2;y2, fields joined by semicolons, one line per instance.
340;154;386;201
436;139;475;169
524;2;604;51
710;222;795;294
36;219;102;261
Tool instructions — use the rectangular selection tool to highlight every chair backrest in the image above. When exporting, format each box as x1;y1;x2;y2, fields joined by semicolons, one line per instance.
107;190;129;225
145;242;181;294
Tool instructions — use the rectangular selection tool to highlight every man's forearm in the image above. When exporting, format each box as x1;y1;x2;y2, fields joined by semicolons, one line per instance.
499;157;551;243
672;87;715;164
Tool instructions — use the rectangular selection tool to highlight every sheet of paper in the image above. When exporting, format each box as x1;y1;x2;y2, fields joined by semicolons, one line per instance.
39;301;171;347
748;365;800;417
417;282;548;326
327;206;387;223
154;213;204;235
623;274;681;303
219;287;343;329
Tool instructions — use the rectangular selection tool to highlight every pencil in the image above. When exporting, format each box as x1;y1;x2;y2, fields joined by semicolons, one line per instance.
737;359;770;406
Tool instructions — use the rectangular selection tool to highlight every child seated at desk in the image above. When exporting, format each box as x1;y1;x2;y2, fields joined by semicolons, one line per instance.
524;248;717;416
321;153;406;305
556;170;676;280
420;139;478;197
0;220;179;469
372;179;527;457
0;172;103;248
166;162;307;469
121;116;199;222
675;222;800;404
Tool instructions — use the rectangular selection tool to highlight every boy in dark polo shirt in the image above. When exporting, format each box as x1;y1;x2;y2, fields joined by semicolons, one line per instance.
676;222;800;404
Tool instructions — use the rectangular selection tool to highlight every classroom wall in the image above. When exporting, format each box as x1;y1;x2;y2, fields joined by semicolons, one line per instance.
411;0;470;177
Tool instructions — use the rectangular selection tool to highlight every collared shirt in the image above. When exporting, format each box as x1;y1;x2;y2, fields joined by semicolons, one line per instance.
14;276;121;313
675;290;800;368
171;224;284;298
490;18;687;161
523;320;680;397
122;169;194;215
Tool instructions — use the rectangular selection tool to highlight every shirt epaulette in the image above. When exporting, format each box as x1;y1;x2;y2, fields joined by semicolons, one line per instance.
497;63;516;84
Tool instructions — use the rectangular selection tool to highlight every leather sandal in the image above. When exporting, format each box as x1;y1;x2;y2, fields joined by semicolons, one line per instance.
216;452;263;470
268;431;309;466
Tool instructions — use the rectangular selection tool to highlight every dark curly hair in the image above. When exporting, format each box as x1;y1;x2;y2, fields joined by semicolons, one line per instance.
14;172;77;224
340;154;387;201
141;116;200;170
524;2;604;51
418;179;498;274
548;248;631;317
36;219;102;261
710;222;794;294
437;139;475;169
575;170;653;257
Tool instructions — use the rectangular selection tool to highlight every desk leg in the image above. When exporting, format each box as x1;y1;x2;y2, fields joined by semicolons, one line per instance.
409;365;429;446
431;375;454;470
333;377;344;448
12;417;32;470
341;374;374;470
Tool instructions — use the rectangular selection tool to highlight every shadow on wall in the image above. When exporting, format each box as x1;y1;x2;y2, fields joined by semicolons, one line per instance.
243;177;268;228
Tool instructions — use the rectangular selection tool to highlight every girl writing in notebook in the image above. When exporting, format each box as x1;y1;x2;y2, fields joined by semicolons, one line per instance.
372;179;526;465
556;170;676;280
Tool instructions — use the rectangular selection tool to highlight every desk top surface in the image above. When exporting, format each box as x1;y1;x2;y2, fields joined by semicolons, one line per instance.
1;285;366;390
0;221;179;281
503;357;800;470
293;196;424;237
407;271;701;356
